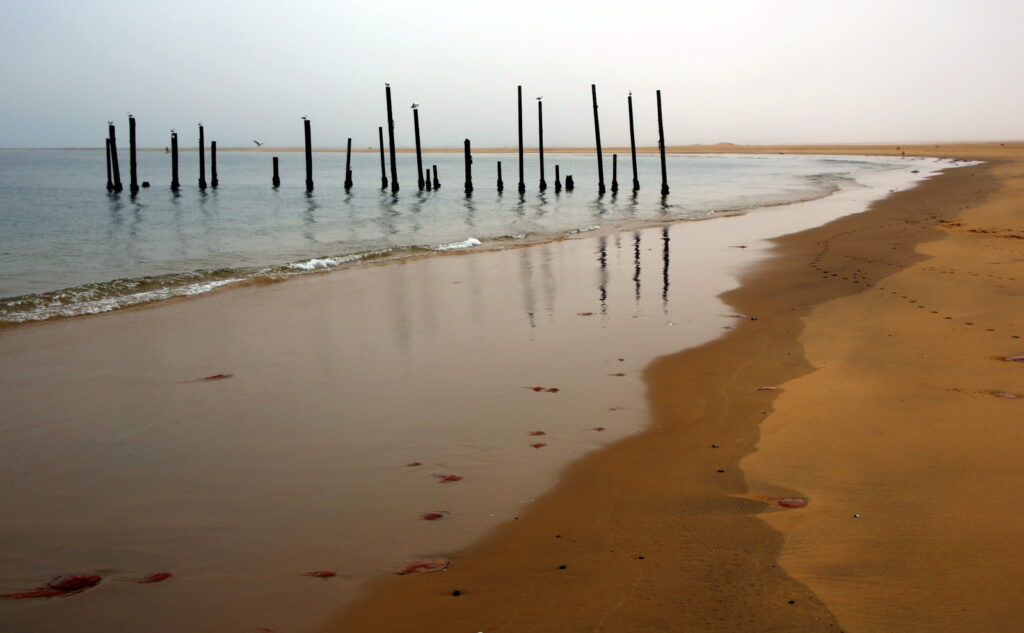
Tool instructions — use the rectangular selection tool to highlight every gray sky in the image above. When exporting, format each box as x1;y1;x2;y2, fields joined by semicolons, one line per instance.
2;0;1022;148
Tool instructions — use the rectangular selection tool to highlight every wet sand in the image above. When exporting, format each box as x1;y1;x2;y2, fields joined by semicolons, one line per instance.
329;145;1024;633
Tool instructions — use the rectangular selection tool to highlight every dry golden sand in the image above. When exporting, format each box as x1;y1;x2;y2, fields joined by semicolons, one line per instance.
328;143;1024;632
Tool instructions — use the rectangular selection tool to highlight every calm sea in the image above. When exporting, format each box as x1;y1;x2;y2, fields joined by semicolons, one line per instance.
0;149;914;322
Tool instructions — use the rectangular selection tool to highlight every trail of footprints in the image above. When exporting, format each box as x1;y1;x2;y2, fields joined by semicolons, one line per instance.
806;215;1022;341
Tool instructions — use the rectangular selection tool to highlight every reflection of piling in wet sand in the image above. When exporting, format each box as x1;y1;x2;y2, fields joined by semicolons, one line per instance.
463;139;473;195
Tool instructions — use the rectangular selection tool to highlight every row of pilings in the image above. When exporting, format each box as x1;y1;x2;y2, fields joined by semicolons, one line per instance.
103;84;671;196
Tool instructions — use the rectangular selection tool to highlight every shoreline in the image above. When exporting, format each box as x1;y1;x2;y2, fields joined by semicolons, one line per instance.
327;144;1022;632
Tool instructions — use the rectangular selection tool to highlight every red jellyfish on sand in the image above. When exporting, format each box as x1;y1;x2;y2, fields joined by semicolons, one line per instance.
1;574;102;599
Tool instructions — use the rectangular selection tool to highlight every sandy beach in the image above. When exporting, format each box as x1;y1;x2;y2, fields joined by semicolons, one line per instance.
328;142;1024;632
1;143;1021;633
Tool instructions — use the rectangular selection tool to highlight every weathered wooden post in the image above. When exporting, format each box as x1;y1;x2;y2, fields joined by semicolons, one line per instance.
497;161;504;192
628;91;639;191
211;141;219;188
303;118;313;192
432;165;440;189
128;115;139;194
611;153;619;193
565;174;575;191
344;137;353;190
425;169;432;191
272;156;280;187
108;123;123;192
413;106;424;190
170;131;180;191
198;123;207;190
537;97;547;191
378;126;388;190
464;139;473;195
385;84;399;192
517;85;525;194
105;138;114;191
554;164;562;192
657;89;669;196
592;84;605;195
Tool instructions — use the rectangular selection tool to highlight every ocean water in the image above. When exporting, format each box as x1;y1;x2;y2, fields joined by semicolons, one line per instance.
0;149;924;322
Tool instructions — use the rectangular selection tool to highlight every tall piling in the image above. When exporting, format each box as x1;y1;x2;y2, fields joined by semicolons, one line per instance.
198;124;207;190
628;92;639;191
432;165;440;190
108;123;122;192
517;85;525;194
211;141;219;188
128;115;139;194
592;84;605;195
554;165;562;193
413;107;424;190
464;139;473;195
303;118;313;192
537;98;547;191
170;132;179;191
611;153;619;193
385;84;399;192
105;139;113;191
272;156;280;187
497;161;504;192
657;89;669;196
344;137;353;190
378;126;388;190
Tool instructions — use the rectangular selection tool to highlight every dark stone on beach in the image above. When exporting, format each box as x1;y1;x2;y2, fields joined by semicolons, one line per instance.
717;469;725;473
711;444;719;448
451;590;462;596
558;565;567;570
788;600;796;604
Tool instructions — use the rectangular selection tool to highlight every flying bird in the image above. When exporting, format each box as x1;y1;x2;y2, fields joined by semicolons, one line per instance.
253;140;263;147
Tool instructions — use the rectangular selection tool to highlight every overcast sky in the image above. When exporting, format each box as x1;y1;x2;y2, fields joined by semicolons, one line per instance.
2;0;1022;148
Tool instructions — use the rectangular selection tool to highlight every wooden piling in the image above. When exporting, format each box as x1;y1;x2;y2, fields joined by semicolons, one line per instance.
565;174;574;191
425;169;432;191
497;161;504;192
303;118;313;192
432;165;440;189
413;107;424;190
198;124;207;190
211;141;219;188
464;139;473;195
628;92;639;191
657;89;669;196
385;84;399;192
170;132;179;191
344;137;353;190
517;85;525;194
108;123;122;192
537;98;547;191
272;156;280;187
592;84;606;195
611;153;619;193
554;164;561;193
378;126;388;190
105;138;113;191
128;115;139;194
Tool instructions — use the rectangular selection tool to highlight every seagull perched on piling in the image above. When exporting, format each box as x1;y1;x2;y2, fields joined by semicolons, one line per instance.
411;103;419;109
301;116;308;120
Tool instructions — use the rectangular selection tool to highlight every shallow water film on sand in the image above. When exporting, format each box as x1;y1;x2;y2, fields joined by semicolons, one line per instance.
1;150;918;322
